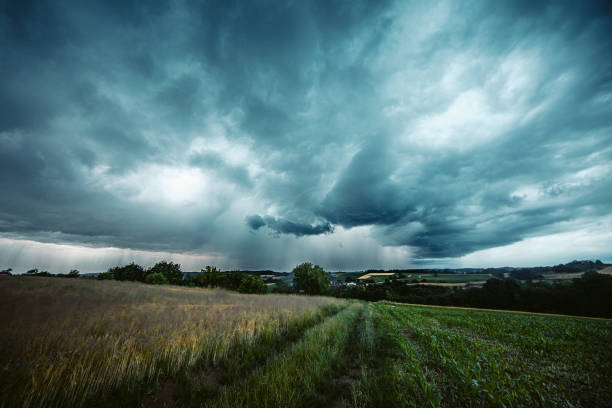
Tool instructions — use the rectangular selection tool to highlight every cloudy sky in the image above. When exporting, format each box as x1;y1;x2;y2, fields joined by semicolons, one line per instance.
1;0;611;273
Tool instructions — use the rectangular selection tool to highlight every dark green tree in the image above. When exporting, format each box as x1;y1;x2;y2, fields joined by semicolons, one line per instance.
109;263;146;282
149;261;183;285
292;262;330;295
196;265;222;287
238;275;268;294
222;270;245;290
68;269;80;278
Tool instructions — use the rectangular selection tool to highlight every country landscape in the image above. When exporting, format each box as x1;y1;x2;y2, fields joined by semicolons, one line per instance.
2;0;612;407
1;260;611;407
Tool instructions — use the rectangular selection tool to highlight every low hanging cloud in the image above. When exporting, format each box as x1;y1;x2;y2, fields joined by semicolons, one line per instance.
246;215;334;237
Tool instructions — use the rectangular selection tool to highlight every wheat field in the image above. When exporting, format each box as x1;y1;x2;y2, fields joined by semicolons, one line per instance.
0;277;344;407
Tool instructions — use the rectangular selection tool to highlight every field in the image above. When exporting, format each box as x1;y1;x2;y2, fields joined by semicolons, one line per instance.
354;273;492;287
1;278;611;407
541;272;585;280
404;281;487;287
359;303;612;407
400;274;492;283
0;277;344;407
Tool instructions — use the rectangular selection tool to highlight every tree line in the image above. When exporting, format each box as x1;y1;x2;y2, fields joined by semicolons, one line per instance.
96;261;332;295
5;261;332;296
96;261;269;294
0;268;81;278
332;273;612;318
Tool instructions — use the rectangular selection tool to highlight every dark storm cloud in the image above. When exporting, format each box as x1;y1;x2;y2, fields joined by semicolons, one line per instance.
1;0;611;268
245;215;266;231
246;215;333;237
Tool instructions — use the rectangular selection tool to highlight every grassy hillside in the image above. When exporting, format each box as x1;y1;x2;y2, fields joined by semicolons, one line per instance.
1;278;610;407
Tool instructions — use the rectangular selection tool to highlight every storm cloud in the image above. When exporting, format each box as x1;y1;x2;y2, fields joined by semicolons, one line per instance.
246;215;333;237
1;0;611;271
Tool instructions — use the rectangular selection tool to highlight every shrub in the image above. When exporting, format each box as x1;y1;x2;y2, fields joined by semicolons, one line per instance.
97;272;115;280
238;275;268;294
145;272;168;285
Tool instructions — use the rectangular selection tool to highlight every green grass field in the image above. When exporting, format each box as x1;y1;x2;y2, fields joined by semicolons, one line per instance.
1;278;610;407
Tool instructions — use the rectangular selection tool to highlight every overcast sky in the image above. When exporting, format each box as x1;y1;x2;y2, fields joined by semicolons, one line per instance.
1;0;611;273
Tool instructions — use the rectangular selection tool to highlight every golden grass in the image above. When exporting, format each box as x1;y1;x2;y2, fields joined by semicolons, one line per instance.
0;277;344;407
357;273;395;280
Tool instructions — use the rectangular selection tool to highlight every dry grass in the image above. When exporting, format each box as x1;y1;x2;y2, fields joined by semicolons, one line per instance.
0;277;344;408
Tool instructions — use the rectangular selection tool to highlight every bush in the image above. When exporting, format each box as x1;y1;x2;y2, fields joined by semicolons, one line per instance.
97;272;115;280
238;275;268;294
145;272;168;285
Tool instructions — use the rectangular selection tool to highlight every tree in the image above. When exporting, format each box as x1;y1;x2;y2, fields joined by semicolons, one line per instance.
222;270;245;290
68;269;80;278
238;275;268;294
292;262;330;295
149;261;183;285
26;268;39;274
196;265;222;287
109;263;146;282
145;272;168;285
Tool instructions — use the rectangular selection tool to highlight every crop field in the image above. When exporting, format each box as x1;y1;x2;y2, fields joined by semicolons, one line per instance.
405;274;492;283
404;281;487;287
356;303;612;408
541;272;585;280
1;278;611;407
0;277;344;407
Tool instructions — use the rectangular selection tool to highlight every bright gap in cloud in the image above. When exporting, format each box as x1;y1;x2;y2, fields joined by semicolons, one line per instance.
458;227;612;268
91;164;211;208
